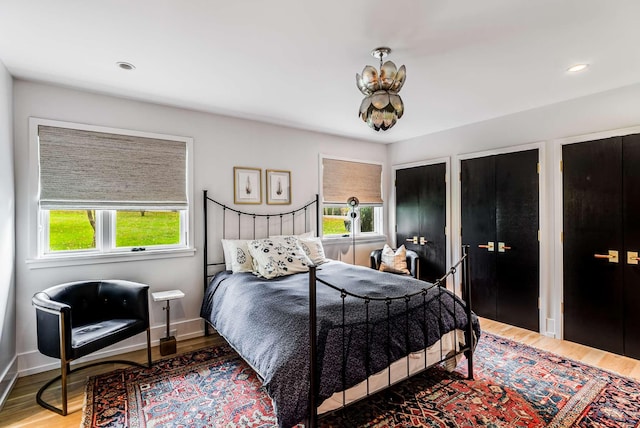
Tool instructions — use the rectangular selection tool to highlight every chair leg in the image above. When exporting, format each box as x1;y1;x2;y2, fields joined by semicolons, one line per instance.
146;328;152;367
35;358;70;416
61;359;68;415
36;371;66;416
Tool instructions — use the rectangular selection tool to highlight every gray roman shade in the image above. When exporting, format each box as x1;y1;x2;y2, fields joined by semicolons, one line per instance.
322;158;383;204
38;125;188;209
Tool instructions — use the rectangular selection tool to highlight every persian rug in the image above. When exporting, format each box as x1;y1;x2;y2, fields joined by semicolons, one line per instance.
82;333;640;427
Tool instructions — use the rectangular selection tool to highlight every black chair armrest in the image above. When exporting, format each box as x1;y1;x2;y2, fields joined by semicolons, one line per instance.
405;250;419;278
369;249;383;270
33;292;71;314
33;292;72;359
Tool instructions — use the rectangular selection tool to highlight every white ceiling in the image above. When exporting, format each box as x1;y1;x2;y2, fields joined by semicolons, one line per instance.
1;0;639;144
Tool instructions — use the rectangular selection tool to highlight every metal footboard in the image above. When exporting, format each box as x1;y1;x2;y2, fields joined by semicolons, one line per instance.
307;245;473;427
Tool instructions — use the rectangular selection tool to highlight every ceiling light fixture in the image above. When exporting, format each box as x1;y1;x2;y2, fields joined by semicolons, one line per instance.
567;63;589;73
116;61;136;71
356;47;406;132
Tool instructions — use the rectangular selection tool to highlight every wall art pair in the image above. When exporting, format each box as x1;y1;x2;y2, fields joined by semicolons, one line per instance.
233;167;291;205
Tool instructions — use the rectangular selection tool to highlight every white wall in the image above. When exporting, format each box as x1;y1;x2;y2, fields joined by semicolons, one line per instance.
13;80;387;375
0;60;16;408
387;82;640;338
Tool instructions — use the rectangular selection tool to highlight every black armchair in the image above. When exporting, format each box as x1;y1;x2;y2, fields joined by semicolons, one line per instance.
370;248;420;278
32;279;152;415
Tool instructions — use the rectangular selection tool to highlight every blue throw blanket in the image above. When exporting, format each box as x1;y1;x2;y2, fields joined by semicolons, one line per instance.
200;260;480;427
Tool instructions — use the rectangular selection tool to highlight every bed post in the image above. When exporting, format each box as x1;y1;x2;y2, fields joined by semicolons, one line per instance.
203;189;210;337
308;265;318;428
462;244;474;380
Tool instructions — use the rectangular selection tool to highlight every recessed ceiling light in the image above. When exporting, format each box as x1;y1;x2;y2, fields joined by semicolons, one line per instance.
567;63;589;73
116;61;136;71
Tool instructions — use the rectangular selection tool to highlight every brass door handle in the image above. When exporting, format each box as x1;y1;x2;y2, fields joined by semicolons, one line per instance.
478;242;495;252
498;242;511;252
406;236;418;244
419;236;427;245
628;251;639;265
594;250;619;263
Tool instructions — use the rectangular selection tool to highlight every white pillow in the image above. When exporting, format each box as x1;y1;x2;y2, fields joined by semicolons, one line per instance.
298;236;328;265
221;239;234;270
221;239;253;273
379;244;410;275
248;236;313;279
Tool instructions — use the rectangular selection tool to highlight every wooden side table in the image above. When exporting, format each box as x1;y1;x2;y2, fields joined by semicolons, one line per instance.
152;290;185;356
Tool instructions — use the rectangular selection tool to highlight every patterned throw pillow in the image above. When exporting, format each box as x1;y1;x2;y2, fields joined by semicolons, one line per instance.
248;236;313;279
379;244;410;275
221;239;254;273
297;236;328;265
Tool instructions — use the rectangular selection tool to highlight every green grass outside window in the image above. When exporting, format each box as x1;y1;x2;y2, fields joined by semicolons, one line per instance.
48;210;180;251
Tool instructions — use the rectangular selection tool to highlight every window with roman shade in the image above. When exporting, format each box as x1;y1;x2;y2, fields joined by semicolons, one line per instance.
321;156;383;237
38;125;188;210
33;119;192;259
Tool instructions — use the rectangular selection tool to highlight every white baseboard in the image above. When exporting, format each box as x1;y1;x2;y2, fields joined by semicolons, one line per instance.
0;355;18;412
18;317;205;377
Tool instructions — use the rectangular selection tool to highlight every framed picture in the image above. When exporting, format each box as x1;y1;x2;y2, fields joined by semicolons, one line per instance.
234;167;262;204
266;169;291;205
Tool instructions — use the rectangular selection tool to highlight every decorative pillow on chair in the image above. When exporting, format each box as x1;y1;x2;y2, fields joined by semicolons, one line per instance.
248;236;313;279
298;236;328;265
221;239;254;273
379;244;410;275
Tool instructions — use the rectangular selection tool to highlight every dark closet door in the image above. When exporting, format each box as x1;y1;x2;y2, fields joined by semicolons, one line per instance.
396;163;446;282
563;137;624;354
622;134;640;359
461;156;497;319
461;149;539;331
495;150;540;331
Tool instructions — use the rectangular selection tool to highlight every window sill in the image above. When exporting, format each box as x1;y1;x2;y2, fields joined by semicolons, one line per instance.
26;247;196;269
321;234;387;246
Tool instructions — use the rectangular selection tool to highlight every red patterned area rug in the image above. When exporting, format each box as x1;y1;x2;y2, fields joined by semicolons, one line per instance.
81;333;640;427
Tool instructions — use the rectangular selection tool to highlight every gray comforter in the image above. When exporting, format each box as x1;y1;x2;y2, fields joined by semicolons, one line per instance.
200;260;480;427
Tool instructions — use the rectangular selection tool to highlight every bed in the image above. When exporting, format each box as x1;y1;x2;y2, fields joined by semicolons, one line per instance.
200;191;479;427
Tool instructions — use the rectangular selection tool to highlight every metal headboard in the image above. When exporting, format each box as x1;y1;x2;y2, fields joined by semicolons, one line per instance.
203;189;320;292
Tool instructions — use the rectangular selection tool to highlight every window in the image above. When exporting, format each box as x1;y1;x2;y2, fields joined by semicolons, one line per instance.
34;120;192;258
321;157;383;237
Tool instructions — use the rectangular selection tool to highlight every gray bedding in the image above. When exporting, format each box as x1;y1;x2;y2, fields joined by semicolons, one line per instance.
200;260;480;427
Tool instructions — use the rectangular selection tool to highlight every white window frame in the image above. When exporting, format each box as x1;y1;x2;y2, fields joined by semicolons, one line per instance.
27;118;195;268
319;155;385;240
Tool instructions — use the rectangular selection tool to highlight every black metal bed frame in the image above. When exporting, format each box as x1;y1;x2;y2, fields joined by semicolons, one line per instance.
202;190;474;427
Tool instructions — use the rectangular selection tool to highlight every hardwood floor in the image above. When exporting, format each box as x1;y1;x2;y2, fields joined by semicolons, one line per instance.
2;319;640;427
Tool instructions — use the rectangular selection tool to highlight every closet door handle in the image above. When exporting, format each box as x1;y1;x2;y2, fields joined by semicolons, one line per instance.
498;242;512;252
419;236;427;245
628;251;639;265
478;242;495;252
406;236;418;244
594;250;619;263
